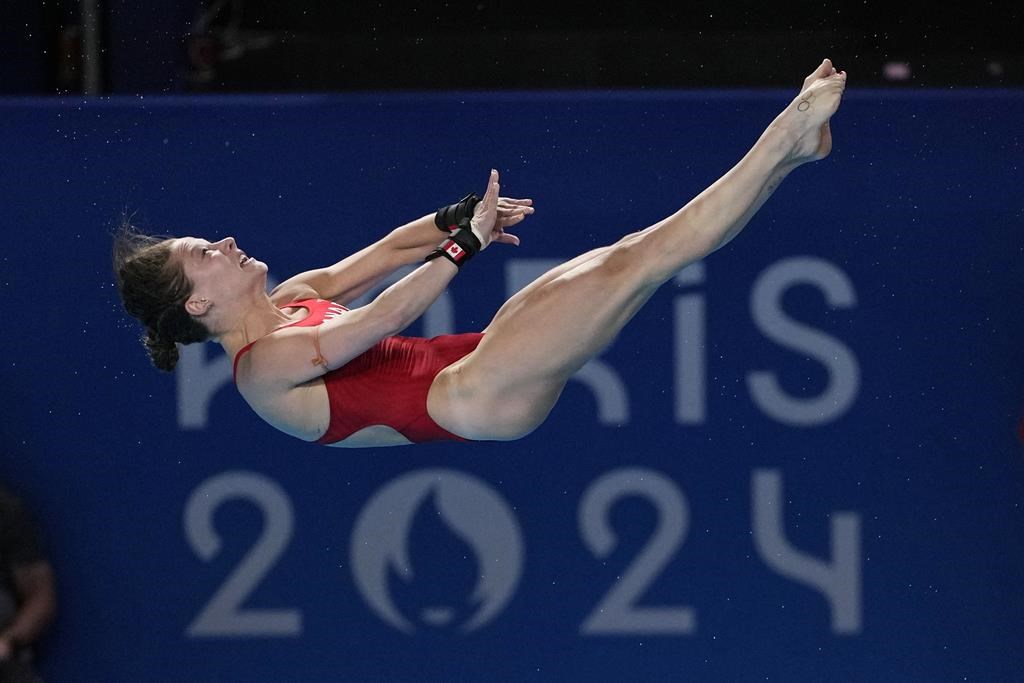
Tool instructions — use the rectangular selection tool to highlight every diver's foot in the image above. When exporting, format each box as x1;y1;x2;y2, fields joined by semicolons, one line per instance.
777;62;846;163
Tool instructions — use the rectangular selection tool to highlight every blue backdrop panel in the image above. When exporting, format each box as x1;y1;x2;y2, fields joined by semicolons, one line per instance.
1;88;1022;682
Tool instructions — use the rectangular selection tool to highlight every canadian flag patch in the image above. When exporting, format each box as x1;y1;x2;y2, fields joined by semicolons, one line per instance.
445;241;465;261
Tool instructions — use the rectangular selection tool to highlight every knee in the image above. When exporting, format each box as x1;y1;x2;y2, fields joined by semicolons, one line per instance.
599;236;655;281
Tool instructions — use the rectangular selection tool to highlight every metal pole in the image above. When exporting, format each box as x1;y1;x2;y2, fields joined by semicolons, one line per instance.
80;0;103;94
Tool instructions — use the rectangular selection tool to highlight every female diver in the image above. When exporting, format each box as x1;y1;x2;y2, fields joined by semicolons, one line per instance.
114;59;847;448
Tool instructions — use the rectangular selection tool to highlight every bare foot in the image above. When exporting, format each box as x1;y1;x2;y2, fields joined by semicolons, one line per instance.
801;58;837;94
801;59;836;155
778;59;847;163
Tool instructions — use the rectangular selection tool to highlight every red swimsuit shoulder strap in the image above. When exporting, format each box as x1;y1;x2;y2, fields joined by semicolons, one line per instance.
231;299;331;382
232;340;259;381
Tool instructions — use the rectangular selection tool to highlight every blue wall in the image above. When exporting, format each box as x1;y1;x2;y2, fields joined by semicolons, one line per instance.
1;88;1022;682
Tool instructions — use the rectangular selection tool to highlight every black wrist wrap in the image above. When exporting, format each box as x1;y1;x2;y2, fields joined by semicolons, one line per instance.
425;223;481;268
434;193;481;232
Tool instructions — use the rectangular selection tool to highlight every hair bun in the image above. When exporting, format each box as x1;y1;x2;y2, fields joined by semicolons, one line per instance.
113;225;211;371
143;330;180;372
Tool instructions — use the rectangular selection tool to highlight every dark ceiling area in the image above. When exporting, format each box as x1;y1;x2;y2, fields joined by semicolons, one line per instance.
3;1;1021;94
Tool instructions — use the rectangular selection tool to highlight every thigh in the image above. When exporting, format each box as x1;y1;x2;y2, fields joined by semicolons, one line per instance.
437;234;649;439
482;246;609;334
437;247;658;440
429;354;566;441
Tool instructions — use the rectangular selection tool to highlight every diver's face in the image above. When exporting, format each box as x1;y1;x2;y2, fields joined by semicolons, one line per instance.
175;235;266;293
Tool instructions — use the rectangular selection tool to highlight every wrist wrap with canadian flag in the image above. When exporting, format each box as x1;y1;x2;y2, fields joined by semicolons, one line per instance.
425;220;481;268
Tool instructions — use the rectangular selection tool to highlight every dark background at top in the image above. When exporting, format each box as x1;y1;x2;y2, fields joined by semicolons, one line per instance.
2;1;1023;94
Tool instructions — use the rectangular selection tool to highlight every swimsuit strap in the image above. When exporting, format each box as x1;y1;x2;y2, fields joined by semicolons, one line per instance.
231;299;323;382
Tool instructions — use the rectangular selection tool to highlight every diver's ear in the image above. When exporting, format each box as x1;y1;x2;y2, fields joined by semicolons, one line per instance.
184;296;211;317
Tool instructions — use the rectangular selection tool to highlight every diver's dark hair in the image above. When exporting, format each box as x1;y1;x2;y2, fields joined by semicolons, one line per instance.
112;218;210;372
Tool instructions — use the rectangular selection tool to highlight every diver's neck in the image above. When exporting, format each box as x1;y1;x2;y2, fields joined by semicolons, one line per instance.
218;295;291;355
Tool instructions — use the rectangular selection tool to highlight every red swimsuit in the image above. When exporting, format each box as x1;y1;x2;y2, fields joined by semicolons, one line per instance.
232;299;483;444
